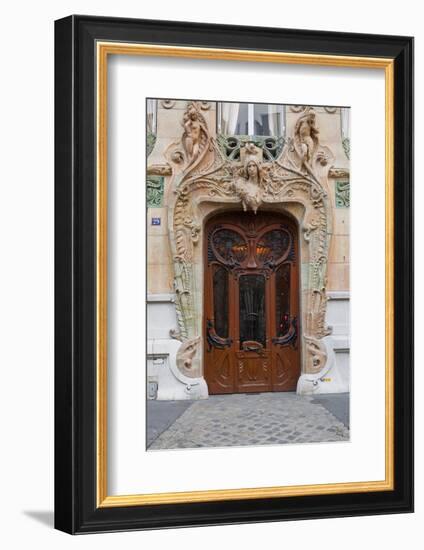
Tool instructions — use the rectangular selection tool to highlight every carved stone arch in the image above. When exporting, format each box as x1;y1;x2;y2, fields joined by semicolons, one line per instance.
164;102;336;395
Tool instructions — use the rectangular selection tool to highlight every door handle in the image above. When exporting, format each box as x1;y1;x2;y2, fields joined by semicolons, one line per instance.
206;319;232;351
272;316;298;348
241;340;264;353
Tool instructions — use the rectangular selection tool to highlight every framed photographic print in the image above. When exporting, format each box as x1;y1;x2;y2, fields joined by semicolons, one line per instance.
54;15;414;534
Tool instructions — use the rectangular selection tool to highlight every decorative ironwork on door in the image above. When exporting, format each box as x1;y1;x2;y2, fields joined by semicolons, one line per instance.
204;211;300;394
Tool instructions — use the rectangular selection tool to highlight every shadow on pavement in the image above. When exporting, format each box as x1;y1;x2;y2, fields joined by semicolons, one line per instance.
310;392;350;428
147;399;193;447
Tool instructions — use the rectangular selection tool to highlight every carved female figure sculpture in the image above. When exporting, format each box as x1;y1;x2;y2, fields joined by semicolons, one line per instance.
182;103;206;165
294;109;319;167
233;158;267;214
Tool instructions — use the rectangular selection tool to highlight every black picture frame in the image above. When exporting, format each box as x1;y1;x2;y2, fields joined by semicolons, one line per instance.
55;15;414;534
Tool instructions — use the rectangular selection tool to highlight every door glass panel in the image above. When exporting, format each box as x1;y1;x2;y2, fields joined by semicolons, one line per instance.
213;266;229;338
212;228;248;265
239;274;266;348
276;263;291;336
255;229;291;265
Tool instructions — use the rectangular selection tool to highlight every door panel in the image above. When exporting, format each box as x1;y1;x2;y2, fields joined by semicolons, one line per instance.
211;352;234;393
236;351;271;392
272;352;298;391
205;211;300;394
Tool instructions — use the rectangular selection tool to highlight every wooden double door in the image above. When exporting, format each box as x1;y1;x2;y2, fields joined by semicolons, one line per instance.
204;211;300;394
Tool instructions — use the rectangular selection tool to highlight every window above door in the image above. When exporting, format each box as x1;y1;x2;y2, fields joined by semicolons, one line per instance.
217;102;286;161
217;102;286;137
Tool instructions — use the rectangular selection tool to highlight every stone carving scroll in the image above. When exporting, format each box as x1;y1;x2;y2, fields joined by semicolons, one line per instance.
304;335;328;374
176;336;201;378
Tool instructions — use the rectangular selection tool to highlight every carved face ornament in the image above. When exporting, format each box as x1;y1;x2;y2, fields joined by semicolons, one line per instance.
247;160;259;180
299;120;311;137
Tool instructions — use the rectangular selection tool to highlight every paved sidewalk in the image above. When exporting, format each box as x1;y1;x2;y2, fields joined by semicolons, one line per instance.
146;400;193;447
147;392;349;450
310;393;350;427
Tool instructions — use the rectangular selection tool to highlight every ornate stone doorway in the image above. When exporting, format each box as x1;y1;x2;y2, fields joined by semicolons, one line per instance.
161;102;339;398
204;211;300;394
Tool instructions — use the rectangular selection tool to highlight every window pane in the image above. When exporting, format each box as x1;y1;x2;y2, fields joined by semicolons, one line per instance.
253;104;270;135
219;102;248;135
256;229;291;265
253;104;284;136
276;263;291;336
147;99;157;134
340;107;350;140
212;229;248;265
213;266;229;338
239;274;266;348
235;103;249;135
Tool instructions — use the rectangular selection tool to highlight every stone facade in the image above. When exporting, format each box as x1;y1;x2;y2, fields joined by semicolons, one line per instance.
147;100;350;399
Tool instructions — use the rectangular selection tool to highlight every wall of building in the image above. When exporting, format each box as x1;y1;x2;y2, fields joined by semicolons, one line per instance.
147;101;350;399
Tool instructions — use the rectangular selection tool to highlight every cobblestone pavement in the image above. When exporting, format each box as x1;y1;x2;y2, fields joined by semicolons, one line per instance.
148;393;349;450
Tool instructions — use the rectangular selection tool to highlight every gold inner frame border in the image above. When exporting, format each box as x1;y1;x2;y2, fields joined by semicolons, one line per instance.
96;41;394;508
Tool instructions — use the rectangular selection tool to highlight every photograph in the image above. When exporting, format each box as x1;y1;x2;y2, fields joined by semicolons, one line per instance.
52;14;413;534
146;99;351;450
0;0;419;544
